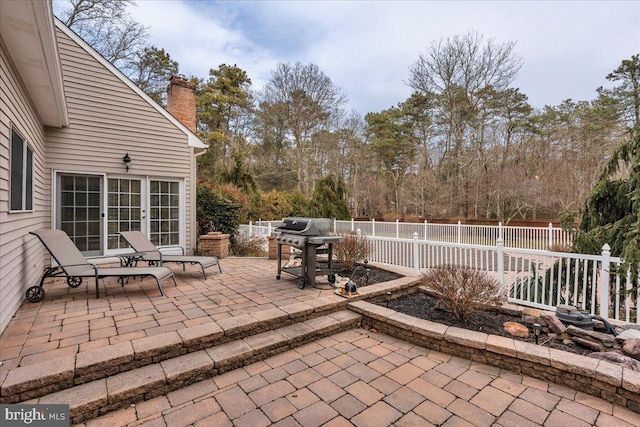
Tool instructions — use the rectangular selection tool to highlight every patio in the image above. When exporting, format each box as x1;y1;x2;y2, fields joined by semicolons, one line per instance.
0;257;638;426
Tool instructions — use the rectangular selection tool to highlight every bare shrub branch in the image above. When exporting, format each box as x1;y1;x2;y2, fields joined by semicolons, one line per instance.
333;231;372;271
420;265;503;321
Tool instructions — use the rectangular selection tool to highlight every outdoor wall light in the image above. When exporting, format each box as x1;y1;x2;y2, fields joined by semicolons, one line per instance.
532;323;542;344
386;291;392;308
122;153;132;172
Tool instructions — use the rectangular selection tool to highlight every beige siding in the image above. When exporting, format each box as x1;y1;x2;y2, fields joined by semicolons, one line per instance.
46;28;194;252
0;40;49;332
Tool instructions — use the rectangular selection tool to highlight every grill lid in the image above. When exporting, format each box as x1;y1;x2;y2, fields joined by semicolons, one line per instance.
276;217;332;236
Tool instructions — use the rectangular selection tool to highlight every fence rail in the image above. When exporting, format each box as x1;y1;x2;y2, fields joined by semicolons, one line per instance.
253;219;572;250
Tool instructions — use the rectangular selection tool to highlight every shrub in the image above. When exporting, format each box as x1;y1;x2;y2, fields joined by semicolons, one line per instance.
333;231;372;271
196;183;241;237
231;234;268;257
420;266;503;321
250;190;313;221
549;243;572;253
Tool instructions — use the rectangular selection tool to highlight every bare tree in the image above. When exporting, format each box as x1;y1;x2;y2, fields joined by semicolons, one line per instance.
262;62;347;195
408;31;523;216
54;0;149;74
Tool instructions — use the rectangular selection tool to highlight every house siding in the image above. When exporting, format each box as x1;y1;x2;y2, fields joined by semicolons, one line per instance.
46;28;194;252
0;40;49;332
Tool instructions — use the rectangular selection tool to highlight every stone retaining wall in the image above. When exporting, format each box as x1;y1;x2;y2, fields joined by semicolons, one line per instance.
348;299;640;413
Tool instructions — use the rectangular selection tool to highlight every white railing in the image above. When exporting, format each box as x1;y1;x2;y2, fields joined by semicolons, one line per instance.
239;222;278;237
332;219;571;250
365;232;637;324
253;219;572;250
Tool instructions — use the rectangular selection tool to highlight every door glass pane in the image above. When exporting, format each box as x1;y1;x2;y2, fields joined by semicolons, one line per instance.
107;178;142;250
58;175;102;256
150;180;180;246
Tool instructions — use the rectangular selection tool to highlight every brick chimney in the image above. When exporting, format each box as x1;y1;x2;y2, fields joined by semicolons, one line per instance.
166;75;196;133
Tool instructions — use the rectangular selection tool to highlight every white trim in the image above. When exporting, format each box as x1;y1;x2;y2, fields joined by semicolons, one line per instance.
54;18;207;150
0;1;69;127
33;1;69;127
179;179;186;250
8;127;35;213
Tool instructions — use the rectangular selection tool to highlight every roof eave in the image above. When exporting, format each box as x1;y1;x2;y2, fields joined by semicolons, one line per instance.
0;0;69;127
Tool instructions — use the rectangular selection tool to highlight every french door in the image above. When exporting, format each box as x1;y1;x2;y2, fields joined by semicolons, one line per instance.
56;173;182;256
57;174;103;256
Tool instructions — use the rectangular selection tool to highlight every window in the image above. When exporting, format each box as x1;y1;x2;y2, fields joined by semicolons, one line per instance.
10;129;33;211
150;180;180;246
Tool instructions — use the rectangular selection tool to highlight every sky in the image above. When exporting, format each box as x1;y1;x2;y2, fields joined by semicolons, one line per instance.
127;0;640;115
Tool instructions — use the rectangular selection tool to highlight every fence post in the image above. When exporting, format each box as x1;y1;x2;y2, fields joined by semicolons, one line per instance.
548;223;554;248
498;221;503;243
351;218;354;232
249;221;253;236
413;232;420;275
267;223;272;236
396;219;400;238
600;244;611;319
424;220;428;241
372;218;376;237
457;220;462;243
497;237;505;295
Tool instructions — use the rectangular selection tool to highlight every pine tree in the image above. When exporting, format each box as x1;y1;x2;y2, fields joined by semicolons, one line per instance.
571;55;640;288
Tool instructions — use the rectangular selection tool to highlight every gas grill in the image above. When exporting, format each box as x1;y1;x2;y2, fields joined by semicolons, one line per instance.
273;217;343;289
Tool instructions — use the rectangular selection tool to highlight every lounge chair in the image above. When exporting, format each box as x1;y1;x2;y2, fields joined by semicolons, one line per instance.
28;229;176;301
119;231;222;279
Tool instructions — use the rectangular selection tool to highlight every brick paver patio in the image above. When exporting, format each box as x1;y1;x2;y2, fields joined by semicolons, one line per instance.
1;257;638;426
0;258;337;378
74;329;640;427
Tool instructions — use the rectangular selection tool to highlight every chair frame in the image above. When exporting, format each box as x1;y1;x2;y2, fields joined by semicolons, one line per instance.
28;230;177;301
119;231;222;279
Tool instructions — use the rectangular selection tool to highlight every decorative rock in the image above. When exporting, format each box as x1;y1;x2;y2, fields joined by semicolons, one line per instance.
621;338;640;361
540;312;567;334
572;337;606;352
588;351;640;371
503;322;529;338
617;329;640;340
566;325;615;347
522;307;542;318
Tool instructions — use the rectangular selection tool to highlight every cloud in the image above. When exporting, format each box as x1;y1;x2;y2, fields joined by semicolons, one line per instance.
128;1;277;86
128;0;640;114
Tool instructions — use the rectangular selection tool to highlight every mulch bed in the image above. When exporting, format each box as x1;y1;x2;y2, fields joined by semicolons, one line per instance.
384;292;592;356
319;262;404;287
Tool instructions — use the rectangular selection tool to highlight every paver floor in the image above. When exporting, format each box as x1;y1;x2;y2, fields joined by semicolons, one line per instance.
1;257;639;426
74;328;640;427
0;258;341;378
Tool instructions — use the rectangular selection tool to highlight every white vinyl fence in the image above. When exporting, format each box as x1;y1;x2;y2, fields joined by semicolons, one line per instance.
252;219;572;250
333;219;571;250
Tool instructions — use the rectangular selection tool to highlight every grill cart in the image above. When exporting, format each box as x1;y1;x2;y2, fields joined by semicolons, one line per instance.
273;217;344;289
